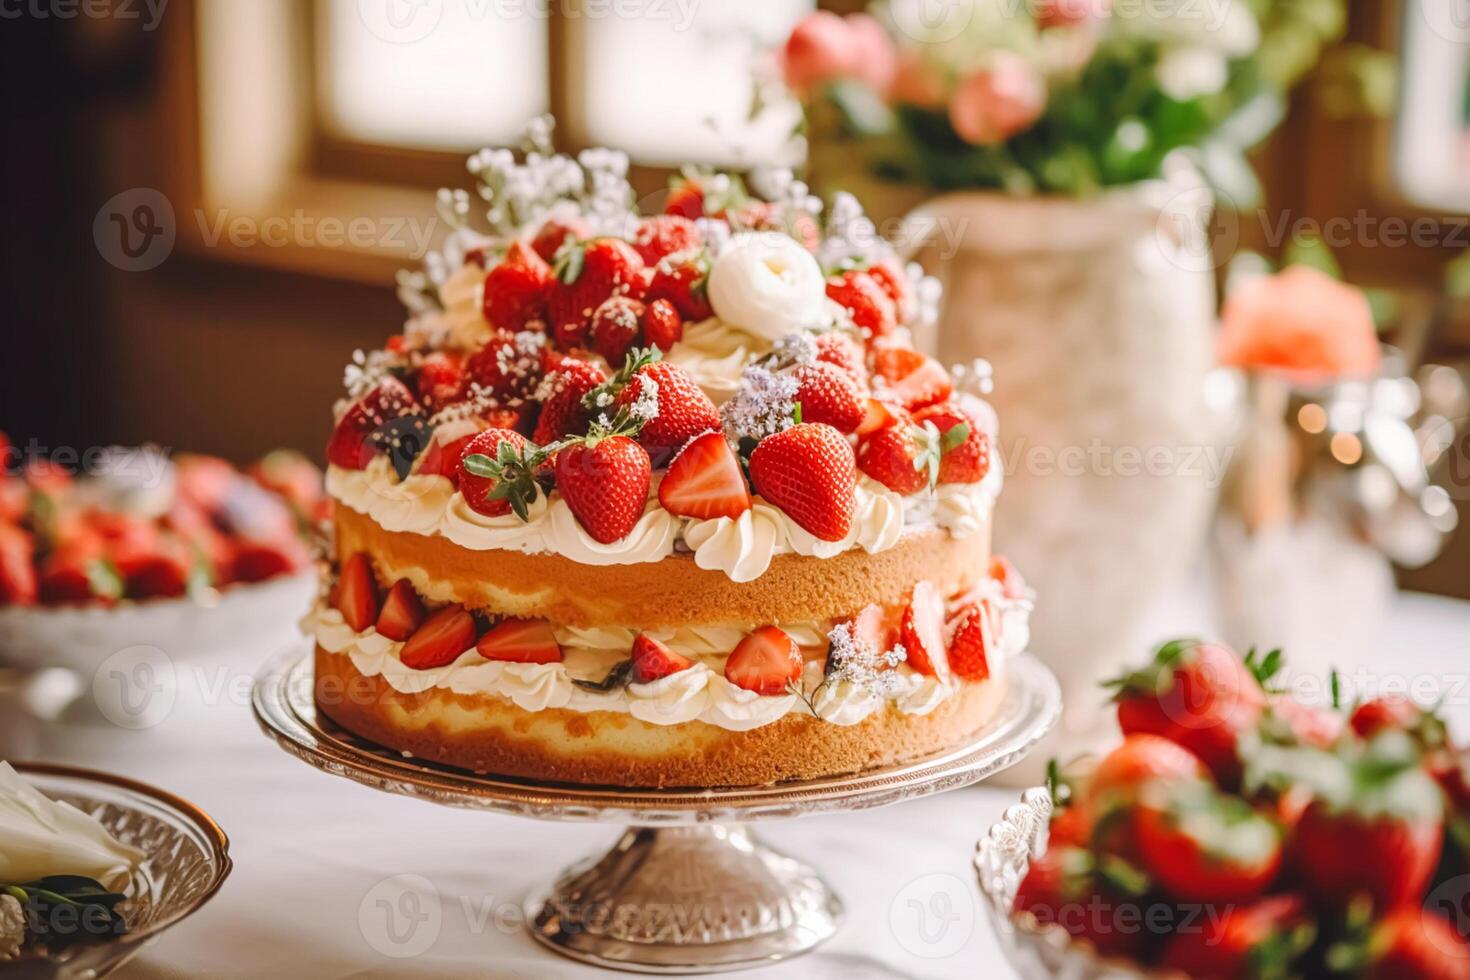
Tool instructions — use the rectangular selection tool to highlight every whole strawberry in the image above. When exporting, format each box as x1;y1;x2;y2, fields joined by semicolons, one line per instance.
646;249;713;322
642;299;684;353
1133;778;1284;903
549;238;646;349
458;429;539;520
813;331;868;390
826;269;896;341
748;423;856;542
1159;894;1316;979
857;424;930;495
589;296;645;365
530;214;589;263
1292;731;1444;912
663;176;705;219
1013;845;1151;959
554;427;652;544
1084;733;1208;808
913;402;990;483
612;357;720;468
866;256;914;324
1358;908;1470;980
1106;639;1268;786
482;241;553;332
533;358;606;444
791;361;864;434
632;214;701;265
466;332;546;406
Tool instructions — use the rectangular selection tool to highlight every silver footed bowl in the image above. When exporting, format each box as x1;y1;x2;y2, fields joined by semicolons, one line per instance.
975;788;1171;980
2;764;232;979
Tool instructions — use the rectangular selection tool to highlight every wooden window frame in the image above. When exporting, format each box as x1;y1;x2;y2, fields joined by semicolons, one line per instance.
160;0;686;285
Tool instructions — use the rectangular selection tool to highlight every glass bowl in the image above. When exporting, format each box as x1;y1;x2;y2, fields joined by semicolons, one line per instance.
974;787;1169;980
1;763;232;979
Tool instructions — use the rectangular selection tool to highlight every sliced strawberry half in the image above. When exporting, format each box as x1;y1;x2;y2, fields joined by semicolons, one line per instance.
631;633;695;683
377;579;427;642
400;604;478;669
900;580;949;679
476;617;563;664
945;601;990;681
658;431;751;521
725;625;803;695
335;552;379;632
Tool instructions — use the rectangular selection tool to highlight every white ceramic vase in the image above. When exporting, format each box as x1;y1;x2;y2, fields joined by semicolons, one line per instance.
909;174;1224;771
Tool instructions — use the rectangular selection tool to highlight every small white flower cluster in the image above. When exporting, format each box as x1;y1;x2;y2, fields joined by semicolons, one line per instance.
950;358;995;396
395;269;440;316
578;147;637;239
722;365;799;443
749;166;822;223
620;375;660;427
824;622;909;698
817;191;881;270
342;347;402;400
912;265;944;332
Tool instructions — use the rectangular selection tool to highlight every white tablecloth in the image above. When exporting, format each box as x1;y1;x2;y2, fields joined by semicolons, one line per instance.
4;591;1469;979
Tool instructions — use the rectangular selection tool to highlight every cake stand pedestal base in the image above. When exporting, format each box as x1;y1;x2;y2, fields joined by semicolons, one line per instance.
253;649;1061;974
526;824;841;973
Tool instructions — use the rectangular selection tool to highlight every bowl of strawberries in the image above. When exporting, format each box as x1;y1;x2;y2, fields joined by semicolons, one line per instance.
0;443;324;671
976;638;1470;979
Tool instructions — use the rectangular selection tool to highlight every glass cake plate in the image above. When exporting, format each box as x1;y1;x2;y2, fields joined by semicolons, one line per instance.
3;764;232;979
252;647;1061;974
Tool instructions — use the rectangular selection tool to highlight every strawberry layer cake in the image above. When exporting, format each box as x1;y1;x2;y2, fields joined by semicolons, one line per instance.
307;122;1033;788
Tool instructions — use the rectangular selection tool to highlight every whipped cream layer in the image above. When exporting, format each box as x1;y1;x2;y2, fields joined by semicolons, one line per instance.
328;456;1000;582
308;597;1029;732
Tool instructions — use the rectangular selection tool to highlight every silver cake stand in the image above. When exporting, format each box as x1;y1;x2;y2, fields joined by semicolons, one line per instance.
252;649;1060;974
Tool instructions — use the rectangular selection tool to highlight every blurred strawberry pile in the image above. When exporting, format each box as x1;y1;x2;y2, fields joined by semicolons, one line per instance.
0;434;324;608
1016;639;1470;979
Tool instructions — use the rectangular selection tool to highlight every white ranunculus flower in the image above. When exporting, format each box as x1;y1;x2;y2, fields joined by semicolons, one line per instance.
1156;45;1229;99
0;763;143;891
707;232;829;342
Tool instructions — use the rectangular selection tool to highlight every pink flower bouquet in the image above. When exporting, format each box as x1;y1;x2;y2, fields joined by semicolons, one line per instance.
772;0;1345;198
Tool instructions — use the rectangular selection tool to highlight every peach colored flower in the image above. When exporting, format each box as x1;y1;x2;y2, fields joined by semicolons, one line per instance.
845;13;899;97
890;50;948;108
782;11;858;96
1217;266;1381;380
948;53;1047;145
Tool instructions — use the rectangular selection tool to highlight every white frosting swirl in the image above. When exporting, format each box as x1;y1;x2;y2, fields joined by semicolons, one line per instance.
707;233;828;342
328;456;455;537
684;503;788;583
628;669;712;725
441;491;549;554
542;499;680;566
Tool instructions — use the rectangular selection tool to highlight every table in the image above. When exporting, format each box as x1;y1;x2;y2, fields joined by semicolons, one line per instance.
5;590;1469;979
